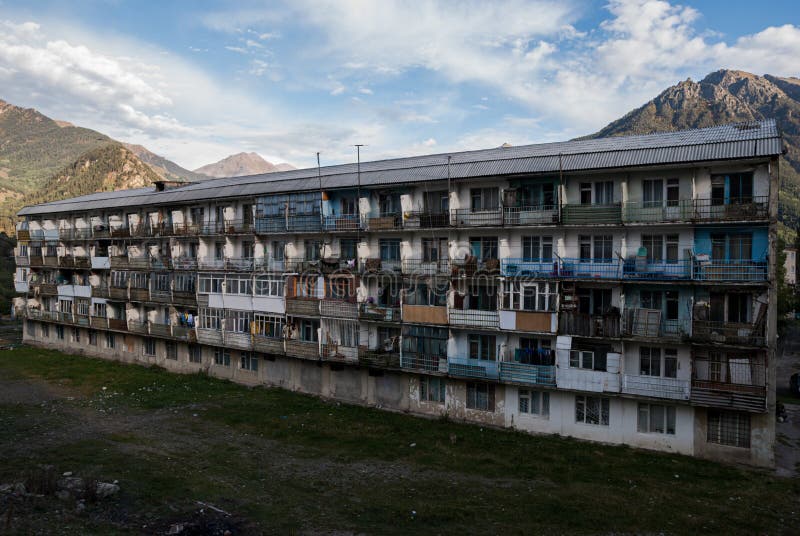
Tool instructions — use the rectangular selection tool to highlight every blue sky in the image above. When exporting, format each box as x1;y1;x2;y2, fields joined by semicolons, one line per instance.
0;0;798;170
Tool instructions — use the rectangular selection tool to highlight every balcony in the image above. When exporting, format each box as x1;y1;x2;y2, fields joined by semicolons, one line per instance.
557;367;621;393
559;311;621;338
360;258;402;274
29;256;43;267
149;289;172;303
691;356;766;412
43;256;58;267
173;291;197;306
562;203;622;225
196;328;223;345
559;258;621;279
358;347;400;368
450;208;502;227
128;320;149;334
359;303;401;322
15;255;30;267
499;310;556;333
90;316;108;329
500;259;559;278
109;286;127;300
173;257;199;270
320;299;358;319
401;258;451;277
691;320;766;346
58;228;92;241
622;258;691;280
623;199;694;223
503;205;559;226
448;308;500;329
39;283;58;296
170;222;201;236
400;353;446;373
285;339;320;360
367;212;402;231
110;255;129;269
447;357;499;380
323;214;362;231
129;287;149;302
622;309;689;340
402;305;448;325
14;281;29;293
321;343;358;363
110;226;130;238
692;259;768;282
172;325;197;342
402;211;451;229
225;332;253;351
450;257;500;277
692;197;769;222
127;256;151;270
200;219;256;235
286;214;322;233
498;362;556;387
286;297;320;316
622;374;690;400
108;318;128;331
253;335;284;355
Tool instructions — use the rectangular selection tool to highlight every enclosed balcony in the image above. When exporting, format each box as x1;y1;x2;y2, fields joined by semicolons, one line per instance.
691;320;766;346
448;308;500;329
503;205;559;226
562;203;622;225
559;311;620;338
450;257;501;277
450;208;502;227
319;299;358;319
691;353;766;412
621;375;690;400
498;361;556;387
448;357;499;380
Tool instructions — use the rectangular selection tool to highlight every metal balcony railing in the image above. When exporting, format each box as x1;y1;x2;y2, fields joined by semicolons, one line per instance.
199;219;256;235
500;258;559;278
401;258;451;276
692;320;766;346
448;308;500;329
400;353;444;373
622;199;695;223
559;311;621;338
323;214;362;231
58;228;93;240
359;303;401;321
622;258;691;280
360;258;402;274
622;309;689;339
692;259;768;282
402;211;451;229
450;257;501;277
319;299;358;319
447;357;499;380
15;255;30;267
358;347;400;368
503;205;559;226
562;203;622;225
621;374;690;400
498;362;556;386
691;356;766;412
450;208;503;227
692;197;769;222
173;257;199;270
559;258;622;279
366;212;402;230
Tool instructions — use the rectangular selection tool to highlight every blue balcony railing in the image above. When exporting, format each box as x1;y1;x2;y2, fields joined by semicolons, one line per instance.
498;362;556;386
448;357;499;380
559;258;622;279
621;258;692;280
323;214;362;231
692;259;768;282
501;259;559;278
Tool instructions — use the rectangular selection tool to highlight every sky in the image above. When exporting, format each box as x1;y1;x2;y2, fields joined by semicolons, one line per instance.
0;0;799;171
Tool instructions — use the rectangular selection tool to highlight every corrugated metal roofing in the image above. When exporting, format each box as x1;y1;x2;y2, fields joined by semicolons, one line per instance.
19;120;783;216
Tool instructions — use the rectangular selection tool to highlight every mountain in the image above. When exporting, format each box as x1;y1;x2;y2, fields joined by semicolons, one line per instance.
123;143;210;182
193;152;295;178
586;69;800;237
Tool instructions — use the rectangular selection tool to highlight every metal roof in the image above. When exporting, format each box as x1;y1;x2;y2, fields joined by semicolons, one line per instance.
18;120;783;216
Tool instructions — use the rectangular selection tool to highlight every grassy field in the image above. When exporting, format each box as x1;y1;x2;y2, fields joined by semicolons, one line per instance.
0;347;798;534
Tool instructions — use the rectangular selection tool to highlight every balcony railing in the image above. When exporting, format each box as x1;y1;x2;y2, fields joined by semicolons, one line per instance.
200;219;256;235
320;299;358;319
323;214;362;231
173;257;198;270
321;343;358;362
450;208;503;227
448;357;499;380
692;320;766;346
503;205;559;226
285;339;320;360
622;309;689;339
400;353;445;373
622;258;691;280
402;211;451;229
58;228;93;240
622;374;690;400
448;308;500;329
693;197;769;222
401;258;451;276
692;259;768;282
500;259;559;278
285;297;320;316
691;356;766;411
359;303;401;322
91;285;109;298
253;335;284;354
367;212;402;231
559;258;621;279
360;258;402;274
562;203;622;225
90;316;108;329
498;362;556;386
15;255;30;267
559;311;621;338
450;257;501;277
358;347;400;368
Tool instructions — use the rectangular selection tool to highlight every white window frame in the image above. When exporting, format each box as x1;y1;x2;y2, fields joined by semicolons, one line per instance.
255;275;284;297
504;281;556;312
143;338;156;356
569;349;595;370
637;403;676;435
575;395;610;426
518;389;550;418
420;377;446;404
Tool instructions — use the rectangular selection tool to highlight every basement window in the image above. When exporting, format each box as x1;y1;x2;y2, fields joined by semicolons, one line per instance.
420;377;446;404
708;410;750;448
575;395;609;426
637;403;676;435
466;382;495;412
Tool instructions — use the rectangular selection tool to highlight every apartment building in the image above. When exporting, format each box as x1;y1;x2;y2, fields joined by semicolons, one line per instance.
14;121;781;466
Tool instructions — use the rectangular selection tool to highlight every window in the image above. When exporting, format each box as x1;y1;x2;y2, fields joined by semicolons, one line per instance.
422;237;447;262
518;389;550;417
666;178;680;207
728;293;750;323
420;377;446;403
575;395;610;425
198;273;224;294
305;239;321;261
729;233;752;260
665;235;679;263
640;347;661;376
174;274;196;293
93;303;107;318
230;310;253;333
468;334;496;361
470;188;498;211
72;328;80;343
340;196;358;215
379;239;400;261
340;238;359;260
271;240;285;261
298;319;319;342
638;404;676;434
378;193;401;216
154;273;171;293
199;308;224;330
594;181;614;204
240;351;258;371
466;382;495;411
570;349;595;370
42;324;50;338
503;281;556;312
253;313;284;338
56;325;64;340
405;282;447;307
214;348;231;367
111;271;129;288
89;330;97;346
226;274;253;295
214;241;225;260
255;275;284;297
425;191;449;213
579;235;612;262
580;183;592;204
242;204;253;226
26;321;35;337
189;345;202;363
642;235;663;262
403;326;448;356
522;236;553;261
469;236;498;260
76;299;90;316
708;410;750;448
105;332;115;349
143;338;156;356
642;179;663;207
664;348;678;378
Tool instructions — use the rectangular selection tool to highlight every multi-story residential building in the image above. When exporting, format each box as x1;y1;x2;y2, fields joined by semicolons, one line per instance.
13;121;781;466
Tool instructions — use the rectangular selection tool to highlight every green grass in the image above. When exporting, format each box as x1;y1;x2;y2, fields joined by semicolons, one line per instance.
0;346;798;534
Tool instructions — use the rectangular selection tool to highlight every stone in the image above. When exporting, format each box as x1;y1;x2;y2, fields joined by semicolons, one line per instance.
62;471;73;477
96;482;120;498
56;490;71;501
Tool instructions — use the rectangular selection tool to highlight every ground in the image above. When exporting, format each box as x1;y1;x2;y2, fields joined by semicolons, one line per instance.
777;321;800;477
0;344;799;534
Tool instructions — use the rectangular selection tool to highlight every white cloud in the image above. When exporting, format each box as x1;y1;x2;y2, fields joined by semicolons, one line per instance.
249;59;269;76
422;138;436;147
224;45;247;54
358;87;373;95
